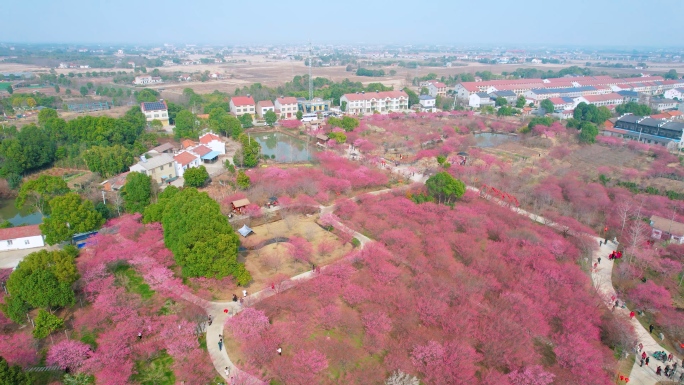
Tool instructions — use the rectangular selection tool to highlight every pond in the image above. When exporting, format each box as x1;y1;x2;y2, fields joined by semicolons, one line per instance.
0;198;44;226
473;132;520;148
252;132;315;163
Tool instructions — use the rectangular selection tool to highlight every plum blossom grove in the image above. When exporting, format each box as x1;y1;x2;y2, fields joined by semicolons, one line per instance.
227;191;624;385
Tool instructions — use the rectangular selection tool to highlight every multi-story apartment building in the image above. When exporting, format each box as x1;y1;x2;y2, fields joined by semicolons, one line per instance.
340;91;409;115
426;80;447;97
576;93;624;108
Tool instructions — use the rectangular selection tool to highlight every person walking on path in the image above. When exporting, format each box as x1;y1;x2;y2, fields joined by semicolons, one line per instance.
598;257;601;264
642;351;647;360
656;366;662;376
640;358;644;367
208;315;213;326
218;339;223;351
649;324;654;334
243;289;247;298
669;352;674;362
646;357;650;366
232;294;238;302
629;311;635;319
138;331;142;340
224;367;230;376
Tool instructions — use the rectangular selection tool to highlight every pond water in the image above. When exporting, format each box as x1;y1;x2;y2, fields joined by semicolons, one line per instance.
253;132;315;163
473;132;520;148
0;198;44;226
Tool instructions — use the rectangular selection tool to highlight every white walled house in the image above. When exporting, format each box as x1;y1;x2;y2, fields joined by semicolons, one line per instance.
141;101;169;126
256;100;275;118
650;215;684;244
173;151;201;177
469;93;494;108
198;132;226;155
274;97;299;119
664;88;684;100
418;95;436;112
576;93;624;109
340;91;409;115
230;96;256;116
0;225;45;252
133;75;162;85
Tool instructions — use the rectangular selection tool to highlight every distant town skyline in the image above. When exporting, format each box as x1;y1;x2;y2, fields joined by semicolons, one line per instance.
2;0;684;47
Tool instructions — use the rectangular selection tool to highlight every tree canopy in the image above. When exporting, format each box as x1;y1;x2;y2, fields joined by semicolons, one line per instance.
239;113;254;129
16;175;70;215
143;188;250;284
174;110;197;140
0;357;30;385
615;102;653;116
425;172;466;204
82;145;135;177
121;172;152;213
183;166;210;188
573;102;612;125
578;122;599;144
264;110;278;127
233;133;261;168
540;99;554;114
40;193;105;245
2;249;78;323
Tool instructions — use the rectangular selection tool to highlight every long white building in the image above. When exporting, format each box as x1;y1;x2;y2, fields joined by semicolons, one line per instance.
0;224;45;252
340;91;409;115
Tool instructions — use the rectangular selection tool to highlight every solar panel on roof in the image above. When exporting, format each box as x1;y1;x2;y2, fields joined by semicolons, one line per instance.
143;102;166;111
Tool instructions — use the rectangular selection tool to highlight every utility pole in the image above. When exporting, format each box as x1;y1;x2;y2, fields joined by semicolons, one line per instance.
102;190;106;205
309;42;314;102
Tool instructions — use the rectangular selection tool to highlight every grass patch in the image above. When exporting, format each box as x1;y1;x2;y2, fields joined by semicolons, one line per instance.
79;329;99;349
198;334;207;350
113;263;155;299
616;351;635;378
132;351;175;385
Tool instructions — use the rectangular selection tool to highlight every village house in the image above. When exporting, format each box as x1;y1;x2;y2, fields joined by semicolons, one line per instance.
198;132;225;155
230;96;256;116
149;143;175;154
418;95;437;112
649;98;679;112
0;225;45;252
650;215;684;244
340;91;409;115
181;139;196;149
469;93;495;108
190;144;220;164
129;153;178;184
256;100;275;118
663;87;684;100
425;80;447;97
133;75;163;86
274;97;299;119
141;101;170;126
101;172;129;192
488;90;518;105
173;151;201;177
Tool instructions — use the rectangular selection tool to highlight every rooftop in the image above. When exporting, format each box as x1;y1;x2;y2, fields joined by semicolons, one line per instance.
342;90;408;101
276;97;298;104
231;96;255;106
651;215;684;235
581;93;623;103
199;132;221;144
151;143;175;153
141;101;168;112
257;100;274;107
419;95;435;100
182;139;196;149
0;224;43;241
232;198;250;208
133;153;175;171
201;150;220;160
192;145;212;157
174;151;198;166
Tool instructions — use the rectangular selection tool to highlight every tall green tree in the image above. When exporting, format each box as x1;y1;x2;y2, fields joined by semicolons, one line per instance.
6;85;13;94
79;86;88;96
404;87;419;107
340;116;359;131
239;113;254;128
173;110;196;140
663;69;678;80
578;122;599;144
236;170;250;190
264;110;277;127
2;249;78;323
121;172;152;213
0;357;30;385
425;172;466;204
144;188;250;283
296;110;303;120
40;193;105;245
495;97;508;107
82;145;135;177
33;310;64;339
16;175;70;215
233;133;261;168
515;96;526;108
540;99;554;113
38;108;58;125
183;166;210;188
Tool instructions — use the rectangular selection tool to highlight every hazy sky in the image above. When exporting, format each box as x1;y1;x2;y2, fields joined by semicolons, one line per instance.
2;0;683;47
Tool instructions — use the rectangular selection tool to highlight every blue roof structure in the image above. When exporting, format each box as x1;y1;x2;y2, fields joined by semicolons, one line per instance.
419;95;435;100
617;90;638;97
201;150;220;160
